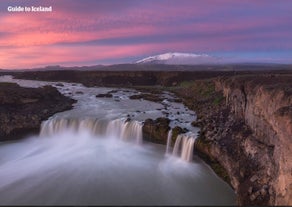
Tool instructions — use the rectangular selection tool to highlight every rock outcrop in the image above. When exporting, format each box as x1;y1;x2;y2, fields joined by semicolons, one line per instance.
142;117;170;144
129;93;164;102
0;82;76;141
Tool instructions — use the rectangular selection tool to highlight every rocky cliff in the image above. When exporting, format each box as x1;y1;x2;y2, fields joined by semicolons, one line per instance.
0;82;76;141
214;75;292;205
176;74;292;205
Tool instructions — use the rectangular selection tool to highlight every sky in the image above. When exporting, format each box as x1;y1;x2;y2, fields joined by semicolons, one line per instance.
0;0;292;69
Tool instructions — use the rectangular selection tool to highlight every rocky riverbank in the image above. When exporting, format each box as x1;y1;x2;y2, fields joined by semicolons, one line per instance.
0;82;76;141
172;74;292;205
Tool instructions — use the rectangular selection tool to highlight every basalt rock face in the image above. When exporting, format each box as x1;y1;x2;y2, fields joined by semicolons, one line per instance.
173;74;292;205
142;117;170;144
0;83;76;141
214;75;292;205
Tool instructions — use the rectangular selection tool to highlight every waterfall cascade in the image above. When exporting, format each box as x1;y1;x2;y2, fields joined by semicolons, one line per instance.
40;117;143;144
171;132;196;162
41;117;196;161
165;129;172;154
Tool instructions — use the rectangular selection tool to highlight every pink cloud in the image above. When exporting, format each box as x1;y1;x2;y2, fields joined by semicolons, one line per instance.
0;0;291;68
0;41;195;68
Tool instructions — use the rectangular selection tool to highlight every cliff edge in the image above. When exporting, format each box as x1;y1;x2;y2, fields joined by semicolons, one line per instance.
0;82;76;141
174;74;292;205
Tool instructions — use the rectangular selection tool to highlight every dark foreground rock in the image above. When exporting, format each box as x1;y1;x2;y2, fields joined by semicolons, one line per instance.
0;83;76;141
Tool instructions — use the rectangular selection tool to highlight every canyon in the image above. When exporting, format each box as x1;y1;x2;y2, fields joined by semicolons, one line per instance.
0;69;291;205
0;74;234;205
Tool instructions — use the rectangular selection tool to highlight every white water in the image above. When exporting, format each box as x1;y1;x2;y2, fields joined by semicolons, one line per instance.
41;118;143;144
166;129;172;154
173;133;196;162
0;75;235;205
166;129;196;162
0;130;235;205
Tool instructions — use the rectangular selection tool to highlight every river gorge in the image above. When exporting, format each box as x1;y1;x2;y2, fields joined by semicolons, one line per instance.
0;70;291;206
0;75;235;205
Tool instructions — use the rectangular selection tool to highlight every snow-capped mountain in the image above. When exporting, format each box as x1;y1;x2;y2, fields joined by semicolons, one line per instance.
136;52;221;65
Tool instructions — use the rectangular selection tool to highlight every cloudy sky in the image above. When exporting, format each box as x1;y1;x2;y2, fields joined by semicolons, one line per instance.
0;0;291;69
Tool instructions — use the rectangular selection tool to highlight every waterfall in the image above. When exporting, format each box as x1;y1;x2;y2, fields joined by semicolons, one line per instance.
40;117;196;161
40;117;143;144
172;134;182;156
181;135;195;161
172;132;196;162
165;129;172;154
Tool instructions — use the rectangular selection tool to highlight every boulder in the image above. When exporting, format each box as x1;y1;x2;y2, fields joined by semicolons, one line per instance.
96;93;113;98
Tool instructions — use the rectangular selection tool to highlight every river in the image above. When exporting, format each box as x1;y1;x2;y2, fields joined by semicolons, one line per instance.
0;75;235;205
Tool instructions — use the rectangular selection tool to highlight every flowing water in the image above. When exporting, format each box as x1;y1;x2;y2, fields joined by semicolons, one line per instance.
40;118;143;144
0;75;236;205
166;129;172;154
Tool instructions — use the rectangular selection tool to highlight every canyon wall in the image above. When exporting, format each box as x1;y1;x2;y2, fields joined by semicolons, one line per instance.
183;74;291;205
172;74;291;205
214;75;292;205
